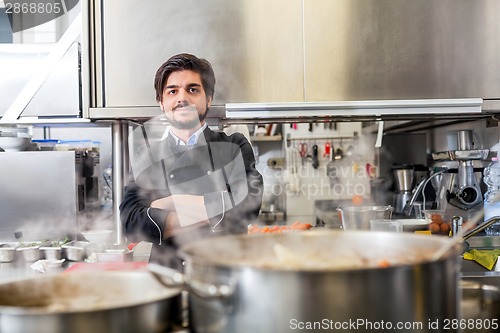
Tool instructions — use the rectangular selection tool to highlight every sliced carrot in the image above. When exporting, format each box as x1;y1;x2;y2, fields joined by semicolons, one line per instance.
291;223;312;230
378;260;391;268
248;222;313;234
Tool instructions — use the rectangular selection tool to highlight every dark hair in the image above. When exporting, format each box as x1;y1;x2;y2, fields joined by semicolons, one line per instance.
154;53;216;102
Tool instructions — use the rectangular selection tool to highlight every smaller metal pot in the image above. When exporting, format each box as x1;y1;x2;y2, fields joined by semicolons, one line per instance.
0;270;183;333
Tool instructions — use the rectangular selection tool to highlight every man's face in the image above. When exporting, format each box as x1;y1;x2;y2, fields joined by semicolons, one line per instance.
160;70;212;130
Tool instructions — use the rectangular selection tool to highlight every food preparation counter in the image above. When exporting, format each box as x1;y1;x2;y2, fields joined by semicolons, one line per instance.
0;259;70;282
0;242;154;292
0;233;499;333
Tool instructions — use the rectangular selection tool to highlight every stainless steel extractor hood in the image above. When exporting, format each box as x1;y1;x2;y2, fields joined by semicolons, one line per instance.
84;0;500;120
225;98;484;122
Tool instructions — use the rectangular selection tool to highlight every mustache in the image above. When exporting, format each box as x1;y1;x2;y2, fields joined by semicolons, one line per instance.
172;103;196;111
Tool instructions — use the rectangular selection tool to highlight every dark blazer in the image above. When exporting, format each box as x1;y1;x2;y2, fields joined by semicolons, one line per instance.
120;127;263;249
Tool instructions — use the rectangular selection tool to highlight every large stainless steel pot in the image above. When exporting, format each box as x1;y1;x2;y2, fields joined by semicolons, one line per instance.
177;230;460;333
0;270;182;333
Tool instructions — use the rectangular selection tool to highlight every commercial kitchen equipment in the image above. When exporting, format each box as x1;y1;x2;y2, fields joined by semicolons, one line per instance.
391;164;428;215
403;129;490;221
431;130;489;213
83;0;500;120
0;150;99;241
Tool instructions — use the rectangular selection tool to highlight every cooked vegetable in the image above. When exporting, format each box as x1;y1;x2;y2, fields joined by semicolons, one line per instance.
377;260;391;268
248;222;312;234
266;244;396;270
18;241;45;248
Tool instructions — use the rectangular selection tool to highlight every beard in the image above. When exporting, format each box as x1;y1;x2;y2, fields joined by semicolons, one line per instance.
167;104;208;130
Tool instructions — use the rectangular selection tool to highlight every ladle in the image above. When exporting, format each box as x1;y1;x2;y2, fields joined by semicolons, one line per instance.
334;139;343;160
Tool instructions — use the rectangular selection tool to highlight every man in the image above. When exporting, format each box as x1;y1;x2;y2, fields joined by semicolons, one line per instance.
120;53;263;257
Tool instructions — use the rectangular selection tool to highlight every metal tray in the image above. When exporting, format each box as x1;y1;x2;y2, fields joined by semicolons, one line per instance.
39;245;63;261
0;243;18;263
62;241;91;262
16;241;51;262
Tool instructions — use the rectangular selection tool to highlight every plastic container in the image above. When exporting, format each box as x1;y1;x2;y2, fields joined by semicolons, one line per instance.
56;139;93;151
31;139;58;151
424;210;452;236
483;157;500;235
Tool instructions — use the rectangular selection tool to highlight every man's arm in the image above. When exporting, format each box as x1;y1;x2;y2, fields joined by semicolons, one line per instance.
151;194;210;236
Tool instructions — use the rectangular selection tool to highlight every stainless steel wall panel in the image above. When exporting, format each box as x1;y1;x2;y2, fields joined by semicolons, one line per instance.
99;0;304;108
303;0;500;102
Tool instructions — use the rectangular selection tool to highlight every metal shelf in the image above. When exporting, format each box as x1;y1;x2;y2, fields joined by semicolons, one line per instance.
360;117;492;135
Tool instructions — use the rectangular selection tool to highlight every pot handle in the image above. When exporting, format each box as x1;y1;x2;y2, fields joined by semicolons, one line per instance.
148;263;234;299
188;278;235;299
148;263;186;288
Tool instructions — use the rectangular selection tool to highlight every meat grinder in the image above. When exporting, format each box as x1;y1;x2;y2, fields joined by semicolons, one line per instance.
433;130;489;211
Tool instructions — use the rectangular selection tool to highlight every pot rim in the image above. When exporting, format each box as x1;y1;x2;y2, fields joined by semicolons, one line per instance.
178;230;460;272
0;270;181;315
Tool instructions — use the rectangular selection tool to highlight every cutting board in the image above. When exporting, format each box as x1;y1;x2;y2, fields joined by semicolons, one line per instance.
65;262;148;272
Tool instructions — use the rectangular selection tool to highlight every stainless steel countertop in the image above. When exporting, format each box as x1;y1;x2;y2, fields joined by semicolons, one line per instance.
0;260;80;282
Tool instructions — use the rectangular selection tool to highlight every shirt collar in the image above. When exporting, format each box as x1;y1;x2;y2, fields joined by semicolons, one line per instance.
163;123;207;145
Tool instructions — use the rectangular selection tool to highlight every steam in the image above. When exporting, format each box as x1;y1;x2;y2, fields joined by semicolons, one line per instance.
10;208;113;243
126;114;262;258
